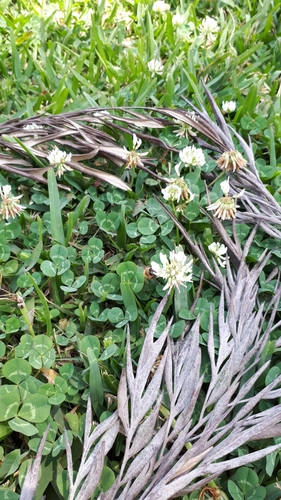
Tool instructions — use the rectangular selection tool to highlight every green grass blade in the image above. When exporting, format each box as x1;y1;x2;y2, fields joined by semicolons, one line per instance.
48;169;65;246
28;274;52;337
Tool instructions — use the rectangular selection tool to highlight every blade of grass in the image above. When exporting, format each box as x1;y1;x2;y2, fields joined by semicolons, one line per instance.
48;168;65;246
28;273;52;337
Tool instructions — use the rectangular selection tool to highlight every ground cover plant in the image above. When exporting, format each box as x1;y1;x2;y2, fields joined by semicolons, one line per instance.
0;0;281;499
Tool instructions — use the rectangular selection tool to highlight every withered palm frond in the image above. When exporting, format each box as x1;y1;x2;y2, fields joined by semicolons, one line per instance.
0;109;173;191
99;249;281;500
1;89;281;236
20;251;281;500
152;86;281;239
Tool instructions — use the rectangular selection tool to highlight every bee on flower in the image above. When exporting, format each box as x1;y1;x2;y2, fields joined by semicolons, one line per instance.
47;146;73;178
208;242;228;267
150;247;193;291
0;185;24;219
216;150;247;173
124;134;148;168
207;178;244;220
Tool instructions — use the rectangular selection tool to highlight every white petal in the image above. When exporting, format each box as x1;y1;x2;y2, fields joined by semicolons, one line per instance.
220;178;230;196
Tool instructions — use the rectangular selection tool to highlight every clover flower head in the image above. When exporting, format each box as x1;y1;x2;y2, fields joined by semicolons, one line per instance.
162;183;182;203
183;111;198;122
174;114;198;140
23;122;43;139
186;111;198;122
174;122;191;139
148;59;164;76
222;101;236;113
174;112;198;139
152;1;170;13
23;123;43;131
173;14;185;26
125;134;148;168
175;177;194;201
216;150;247;173
162;177;194;204
103;336;114;348
0;185;24;219
114;7;133;26
199;16;220;47
207;179;244;220
200;16;220;33
179;145;206;168
47;146;73;178
151;247;193;291
93;110;112;123
208;242;228;267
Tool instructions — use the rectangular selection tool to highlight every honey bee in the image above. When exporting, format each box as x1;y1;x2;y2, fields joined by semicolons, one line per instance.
143;266;157;280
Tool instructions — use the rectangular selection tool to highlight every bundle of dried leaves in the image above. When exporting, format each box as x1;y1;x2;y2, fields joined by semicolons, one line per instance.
12;90;281;500
20;260;281;500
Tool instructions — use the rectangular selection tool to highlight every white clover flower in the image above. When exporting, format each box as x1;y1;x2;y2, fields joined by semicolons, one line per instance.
47;146;73;178
115;7;133;26
208;242;228;267
23;123;43;131
222;101;236;113
174;112;198;139
174;124;195;140
148;59;164;76
23;122;43;139
179;145;206;168
200;16;220;33
216;150;247;173
172;14;185;25
207;179;244;220
162;177;194;204
151;247;193;291
93;110;112;123
220;178;230;196
152;1;170;13
162;184;182;203
199;16;220;47
103;336;114;348
174;123;190;139
124;133;148;168
0;185;24;219
186;111;198;122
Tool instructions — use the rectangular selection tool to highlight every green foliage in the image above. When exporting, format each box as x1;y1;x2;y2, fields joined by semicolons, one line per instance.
0;0;281;498
228;467;266;499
